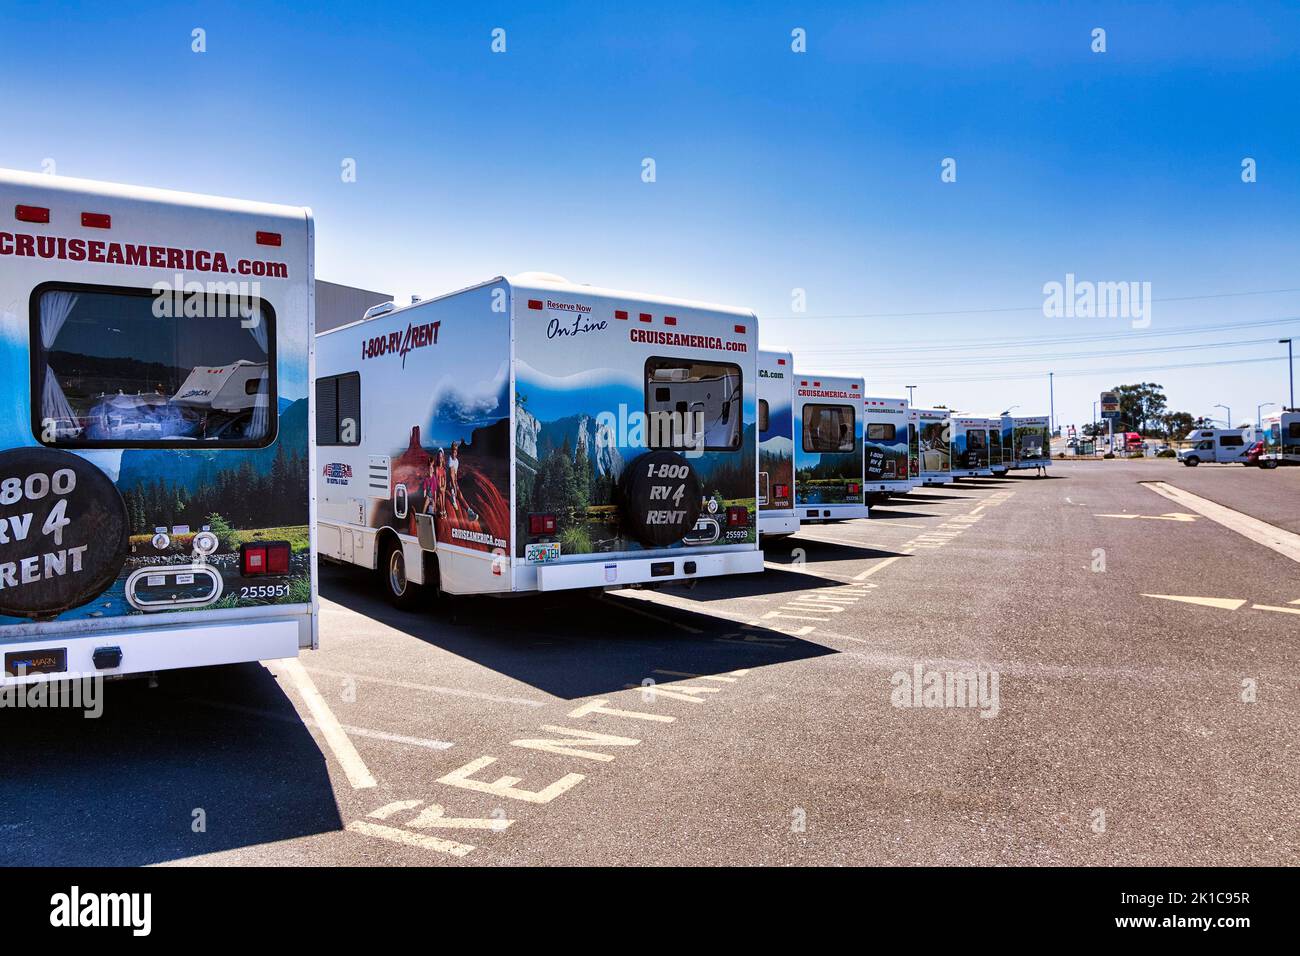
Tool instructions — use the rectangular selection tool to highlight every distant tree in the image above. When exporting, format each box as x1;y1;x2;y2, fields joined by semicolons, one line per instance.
1110;382;1168;433
1159;411;1195;440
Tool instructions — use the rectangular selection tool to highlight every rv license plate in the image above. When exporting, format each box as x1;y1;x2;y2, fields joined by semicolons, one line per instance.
5;647;68;677
525;542;561;564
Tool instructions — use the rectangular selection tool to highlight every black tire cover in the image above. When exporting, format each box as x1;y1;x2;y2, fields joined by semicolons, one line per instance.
0;447;129;619
619;451;703;548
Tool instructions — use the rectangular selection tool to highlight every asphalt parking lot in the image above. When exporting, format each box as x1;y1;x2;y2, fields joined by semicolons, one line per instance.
2;459;1296;866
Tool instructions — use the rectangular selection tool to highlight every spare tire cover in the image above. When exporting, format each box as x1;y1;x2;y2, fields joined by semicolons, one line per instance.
0;447;130;619
619;451;703;548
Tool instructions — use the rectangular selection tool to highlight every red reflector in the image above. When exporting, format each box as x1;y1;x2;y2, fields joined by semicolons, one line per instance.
800;380;808;386
16;205;49;223
848;483;860;495
266;542;291;575
851;384;859;389
81;212;111;229
814;381;821;387
774;484;789;498
663;315;677;326
242;544;267;576
615;310;629;320
528;513;556;535
777;358;786;365
256;231;282;247
726;506;749;527
528;299;544;310
734;324;746;333
639;313;652;323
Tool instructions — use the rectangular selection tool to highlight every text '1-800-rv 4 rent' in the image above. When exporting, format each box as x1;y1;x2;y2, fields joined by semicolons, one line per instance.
757;349;797;537
862;395;912;503
314;272;764;605
949;415;995;479
0;168;316;687
1001;415;1051;472
793;373;868;522
915;407;952;486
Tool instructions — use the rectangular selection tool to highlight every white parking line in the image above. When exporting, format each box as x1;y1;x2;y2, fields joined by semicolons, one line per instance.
270;658;377;790
1142;481;1300;564
305;666;546;708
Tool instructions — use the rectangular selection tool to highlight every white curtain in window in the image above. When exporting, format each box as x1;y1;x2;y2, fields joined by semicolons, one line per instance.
245;305;270;439
39;291;79;426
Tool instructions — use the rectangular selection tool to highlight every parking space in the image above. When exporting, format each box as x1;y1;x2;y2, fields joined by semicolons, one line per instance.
2;460;1296;866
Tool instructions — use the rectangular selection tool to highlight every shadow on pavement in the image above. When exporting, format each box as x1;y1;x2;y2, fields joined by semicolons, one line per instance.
319;564;837;700
0;663;342;865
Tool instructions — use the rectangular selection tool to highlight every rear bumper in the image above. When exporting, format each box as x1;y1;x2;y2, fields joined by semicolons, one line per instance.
534;549;764;592
759;513;800;537
0;618;300;687
800;504;870;522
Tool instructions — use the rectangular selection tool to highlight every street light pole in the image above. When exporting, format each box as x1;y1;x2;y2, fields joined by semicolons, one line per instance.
1048;372;1055;435
1257;402;1277;429
906;385;916;407
1213;403;1231;428
1282;339;1295;409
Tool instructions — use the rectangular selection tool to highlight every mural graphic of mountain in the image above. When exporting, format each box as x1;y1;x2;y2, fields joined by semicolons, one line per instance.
537;414;624;480
116;397;308;492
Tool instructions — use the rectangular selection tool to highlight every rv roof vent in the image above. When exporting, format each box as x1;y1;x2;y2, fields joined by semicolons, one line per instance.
411;295;422;304
363;301;396;321
513;271;570;285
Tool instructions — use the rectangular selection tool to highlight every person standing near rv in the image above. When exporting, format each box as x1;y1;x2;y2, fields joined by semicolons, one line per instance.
0;168;316;688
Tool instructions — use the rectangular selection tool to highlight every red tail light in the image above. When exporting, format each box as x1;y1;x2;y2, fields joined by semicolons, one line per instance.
773;484;790;499
726;505;749;527
848;483;860;495
241;541;291;575
16;205;49;223
528;513;557;535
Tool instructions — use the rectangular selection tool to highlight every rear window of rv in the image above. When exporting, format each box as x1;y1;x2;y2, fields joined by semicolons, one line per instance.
802;404;856;453
644;358;743;451
31;285;276;448
968;428;987;448
867;423;896;442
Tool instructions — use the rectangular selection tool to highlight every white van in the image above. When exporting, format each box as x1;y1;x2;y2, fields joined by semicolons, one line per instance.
315;273;764;604
950;416;995;479
0;168;316;687
757;349;798;537
1177;427;1258;466
915;407;952;486
863;396;912;501
792;373;868;521
1259;411;1299;468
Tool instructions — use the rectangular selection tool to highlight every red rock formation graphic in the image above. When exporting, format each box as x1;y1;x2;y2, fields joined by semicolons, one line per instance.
390;425;510;553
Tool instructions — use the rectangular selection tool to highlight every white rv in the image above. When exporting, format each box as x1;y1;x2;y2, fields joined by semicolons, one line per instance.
950;416;995;479
757;349;797;537
792;373;867;522
1259;411;1299;468
1000;415;1051;472
315;273;764;605
863;396;912;501
1177;426;1259;466
0;168;316;687
915;407;952;486
987;416;1008;475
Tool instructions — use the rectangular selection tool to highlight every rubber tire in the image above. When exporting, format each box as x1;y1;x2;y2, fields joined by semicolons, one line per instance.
1184;457;1199;467
380;538;423;610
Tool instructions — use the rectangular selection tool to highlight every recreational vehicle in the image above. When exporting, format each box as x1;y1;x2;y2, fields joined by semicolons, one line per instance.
915;408;952;486
988;417;1007;474
793;374;868;521
757;349;797;537
863;396;911;501
1260;411;1299;468
315;273;764;605
1000;415;1051;472
950;416;994;479
0;168;316;687
1177;426;1259;466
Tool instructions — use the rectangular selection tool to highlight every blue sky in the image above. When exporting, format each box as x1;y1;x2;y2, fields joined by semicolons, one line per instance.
3;1;1297;431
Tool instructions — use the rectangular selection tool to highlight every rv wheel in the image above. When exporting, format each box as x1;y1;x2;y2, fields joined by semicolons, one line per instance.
380;539;423;609
1183;456;1199;467
619;451;704;548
